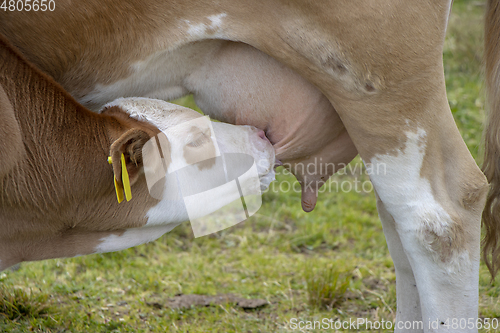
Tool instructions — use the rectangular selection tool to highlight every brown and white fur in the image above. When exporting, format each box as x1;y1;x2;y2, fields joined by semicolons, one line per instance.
0;1;493;331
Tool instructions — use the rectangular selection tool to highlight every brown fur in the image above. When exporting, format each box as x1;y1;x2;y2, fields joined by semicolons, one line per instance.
483;0;500;279
0;85;24;177
0;34;161;268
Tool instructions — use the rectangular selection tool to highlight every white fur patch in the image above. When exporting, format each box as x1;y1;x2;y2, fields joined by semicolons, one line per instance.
103;97;200;131
95;225;177;254
367;128;454;244
185;13;227;38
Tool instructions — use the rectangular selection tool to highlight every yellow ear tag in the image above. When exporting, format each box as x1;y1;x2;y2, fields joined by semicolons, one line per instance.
108;156;124;203
121;153;132;201
114;177;125;203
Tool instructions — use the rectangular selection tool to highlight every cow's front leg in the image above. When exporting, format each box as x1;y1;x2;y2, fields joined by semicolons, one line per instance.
278;1;490;328
376;193;423;332
334;85;488;332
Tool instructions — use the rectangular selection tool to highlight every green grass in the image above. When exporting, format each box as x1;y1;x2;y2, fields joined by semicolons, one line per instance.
0;286;50;321
444;0;486;162
1;1;499;332
304;264;352;310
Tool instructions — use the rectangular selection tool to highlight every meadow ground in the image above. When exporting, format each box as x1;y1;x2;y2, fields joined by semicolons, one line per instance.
1;0;499;332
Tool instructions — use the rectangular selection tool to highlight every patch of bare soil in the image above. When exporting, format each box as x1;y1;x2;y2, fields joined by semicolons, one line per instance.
147;294;268;310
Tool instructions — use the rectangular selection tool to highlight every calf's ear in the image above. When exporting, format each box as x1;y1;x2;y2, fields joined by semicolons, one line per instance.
109;128;151;188
0;85;24;177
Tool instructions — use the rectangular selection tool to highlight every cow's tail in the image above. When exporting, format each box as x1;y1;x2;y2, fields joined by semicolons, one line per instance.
483;0;500;279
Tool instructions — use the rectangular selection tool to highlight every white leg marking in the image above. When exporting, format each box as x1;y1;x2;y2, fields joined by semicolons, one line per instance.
368;129;453;244
376;195;423;332
368;127;478;332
